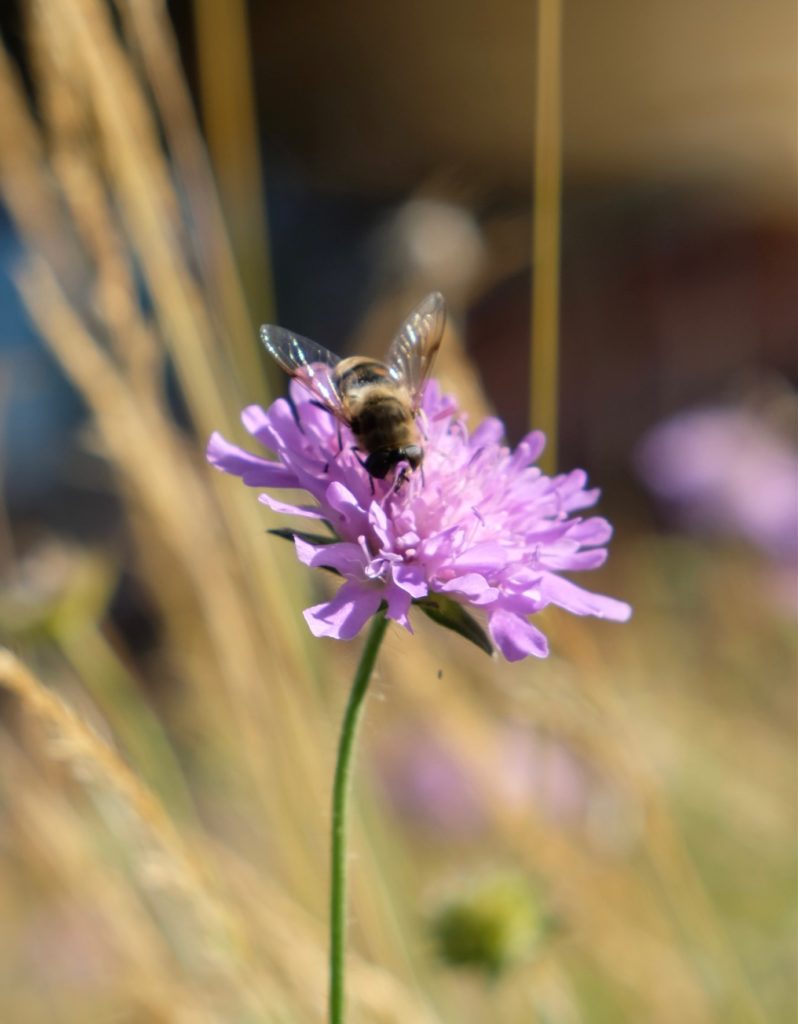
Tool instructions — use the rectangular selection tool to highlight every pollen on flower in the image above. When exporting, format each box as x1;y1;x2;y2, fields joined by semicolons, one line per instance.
207;380;631;661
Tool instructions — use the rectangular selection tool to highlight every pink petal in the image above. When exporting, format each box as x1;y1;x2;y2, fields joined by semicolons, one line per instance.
325;482;368;533
453;542;509;572
385;584;414;630
303;582;383;640
542;548;608;571
470;417;505;448
555;468;588;497
542;575;632;621
438;573;499;605
241;404;272;439
521;521;574;545
489;609;549;661
567;517;614;546
562;486;601;513
294;538;366;577
369;500;395;549
422;526;460;559
501;588;545;614
391;563;427;598
510;430;546;468
258;493;324;518
206;432;298;487
244;401;299;452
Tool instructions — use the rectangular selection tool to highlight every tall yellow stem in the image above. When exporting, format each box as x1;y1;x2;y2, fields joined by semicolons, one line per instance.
193;0;275;327
531;0;563;474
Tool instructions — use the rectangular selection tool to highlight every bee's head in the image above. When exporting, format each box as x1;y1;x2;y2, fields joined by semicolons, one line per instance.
365;445;423;480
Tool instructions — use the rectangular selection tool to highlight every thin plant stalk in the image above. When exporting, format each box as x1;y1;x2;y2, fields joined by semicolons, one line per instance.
530;0;563;475
193;0;276;330
329;610;390;1024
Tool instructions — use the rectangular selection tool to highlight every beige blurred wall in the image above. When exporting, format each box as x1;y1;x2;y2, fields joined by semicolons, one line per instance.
252;0;796;218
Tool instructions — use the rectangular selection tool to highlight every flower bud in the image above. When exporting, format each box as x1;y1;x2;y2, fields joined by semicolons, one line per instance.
430;872;553;977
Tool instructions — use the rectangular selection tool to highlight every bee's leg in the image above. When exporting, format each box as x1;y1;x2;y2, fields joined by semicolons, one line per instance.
389;462;411;497
359;467;375;496
352;448;375;495
286;391;305;433
337;423;343;453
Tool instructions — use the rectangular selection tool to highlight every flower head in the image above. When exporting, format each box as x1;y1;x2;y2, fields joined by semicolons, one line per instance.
208;380;631;660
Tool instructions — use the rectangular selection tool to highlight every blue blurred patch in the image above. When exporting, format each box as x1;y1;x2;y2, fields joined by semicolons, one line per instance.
0;213;84;505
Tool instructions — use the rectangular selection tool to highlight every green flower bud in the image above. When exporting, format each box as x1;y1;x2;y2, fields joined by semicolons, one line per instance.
430;872;553;978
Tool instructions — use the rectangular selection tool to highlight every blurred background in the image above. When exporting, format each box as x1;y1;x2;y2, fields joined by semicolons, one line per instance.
0;1;795;1021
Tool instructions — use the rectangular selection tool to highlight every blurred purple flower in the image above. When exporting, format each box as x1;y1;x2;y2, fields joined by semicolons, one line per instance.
208;380;631;660
374;725;484;837
498;726;591;828
636;405;798;562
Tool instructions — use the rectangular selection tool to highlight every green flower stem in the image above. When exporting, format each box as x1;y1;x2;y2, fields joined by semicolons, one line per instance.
329;610;389;1024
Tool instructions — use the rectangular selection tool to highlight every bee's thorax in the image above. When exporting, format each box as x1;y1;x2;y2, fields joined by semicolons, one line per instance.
334;357;391;394
349;391;417;449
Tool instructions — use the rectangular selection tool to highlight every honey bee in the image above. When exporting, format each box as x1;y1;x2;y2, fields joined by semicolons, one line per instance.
260;292;446;480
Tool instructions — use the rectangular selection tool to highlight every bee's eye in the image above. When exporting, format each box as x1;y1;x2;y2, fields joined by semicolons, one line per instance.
404;445;423;467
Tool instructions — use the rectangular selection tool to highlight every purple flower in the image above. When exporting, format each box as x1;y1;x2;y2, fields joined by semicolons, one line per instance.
374;724;484;836
636;405;798;562
207;381;631;660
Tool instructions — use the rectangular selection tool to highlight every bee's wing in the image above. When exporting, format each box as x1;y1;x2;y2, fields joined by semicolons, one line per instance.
385;292;446;410
260;324;347;421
